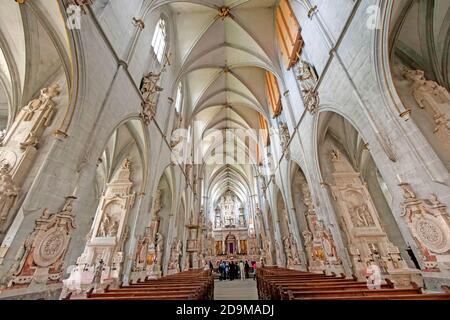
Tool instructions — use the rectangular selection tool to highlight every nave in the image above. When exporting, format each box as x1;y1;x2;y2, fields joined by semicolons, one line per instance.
214;279;258;301
63;267;450;300
0;0;450;301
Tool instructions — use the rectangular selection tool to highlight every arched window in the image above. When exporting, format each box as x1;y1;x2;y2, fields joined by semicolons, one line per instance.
151;18;167;63
174;82;183;114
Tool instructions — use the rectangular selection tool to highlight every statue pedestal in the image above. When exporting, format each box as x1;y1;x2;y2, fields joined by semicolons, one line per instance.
386;268;423;288
129;270;146;284
60;267;94;299
307;260;326;274
287;264;303;271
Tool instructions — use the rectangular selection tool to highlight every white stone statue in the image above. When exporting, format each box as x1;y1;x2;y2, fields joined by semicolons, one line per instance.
6;196;76;288
402;68;450;111
283;235;295;267
0;163;20;226
275;241;282;265
140;72;163;125
20;84;60;149
107;219;119;237
289;233;300;263
154;232;164;272
92;259;105;290
175;240;182;272
198;207;205;226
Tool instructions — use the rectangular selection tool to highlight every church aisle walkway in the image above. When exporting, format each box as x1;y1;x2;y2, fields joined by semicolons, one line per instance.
214;279;259;300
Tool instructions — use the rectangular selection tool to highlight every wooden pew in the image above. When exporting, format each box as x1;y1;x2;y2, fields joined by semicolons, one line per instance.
70;269;214;300
257;267;450;300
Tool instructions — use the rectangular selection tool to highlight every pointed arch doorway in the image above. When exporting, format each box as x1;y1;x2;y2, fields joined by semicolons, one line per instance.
225;234;237;255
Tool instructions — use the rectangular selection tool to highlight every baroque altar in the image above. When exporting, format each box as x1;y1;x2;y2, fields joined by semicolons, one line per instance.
62;159;135;296
330;150;422;288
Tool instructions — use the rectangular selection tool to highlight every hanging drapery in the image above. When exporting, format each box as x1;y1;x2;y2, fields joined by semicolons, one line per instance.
276;0;304;69
265;72;282;117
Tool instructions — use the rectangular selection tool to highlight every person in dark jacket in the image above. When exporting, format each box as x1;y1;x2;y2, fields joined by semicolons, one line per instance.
244;261;250;279
229;262;235;281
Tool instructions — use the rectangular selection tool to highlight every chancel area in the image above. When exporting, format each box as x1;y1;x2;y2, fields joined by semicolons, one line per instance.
0;0;450;301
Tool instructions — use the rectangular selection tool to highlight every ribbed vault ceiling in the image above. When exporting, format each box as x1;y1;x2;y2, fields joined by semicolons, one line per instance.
155;0;279;207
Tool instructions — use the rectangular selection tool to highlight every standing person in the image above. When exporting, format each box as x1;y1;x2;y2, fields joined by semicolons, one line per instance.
225;262;230;280
219;261;224;281
252;261;257;280
229;262;235;281
239;261;245;281
244;261;250;279
92;259;105;292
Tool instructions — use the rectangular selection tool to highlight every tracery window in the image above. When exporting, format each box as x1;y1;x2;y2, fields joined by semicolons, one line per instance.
256;144;263;165
265;71;282;117
276;0;304;69
151;18;167;63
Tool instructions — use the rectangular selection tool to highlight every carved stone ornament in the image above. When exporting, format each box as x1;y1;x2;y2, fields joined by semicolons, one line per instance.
283;233;301;269
303;88;320;114
140;72;163;125
4;196;76;288
402;67;450;145
153;232;164;274
0;163;20;227
329;149;422;287
296;60;319;114
400;183;450;272
132;17;145;29
0;129;6;144
279;122;290;158
0;84;61;236
68;0;94;13
62;159;135;295
299;177;344;275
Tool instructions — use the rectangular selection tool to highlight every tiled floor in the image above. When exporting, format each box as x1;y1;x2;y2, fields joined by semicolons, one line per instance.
214;279;259;300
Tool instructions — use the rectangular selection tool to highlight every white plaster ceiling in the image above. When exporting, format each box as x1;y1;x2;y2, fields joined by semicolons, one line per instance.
156;0;279;206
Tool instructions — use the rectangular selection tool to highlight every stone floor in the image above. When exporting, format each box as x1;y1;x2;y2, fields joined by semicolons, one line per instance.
214;278;259;300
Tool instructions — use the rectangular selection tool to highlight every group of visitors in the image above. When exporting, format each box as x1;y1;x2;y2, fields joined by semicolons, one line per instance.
217;260;257;281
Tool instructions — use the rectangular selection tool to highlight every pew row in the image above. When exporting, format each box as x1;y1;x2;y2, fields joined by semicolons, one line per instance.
67;269;214;300
256;267;450;300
